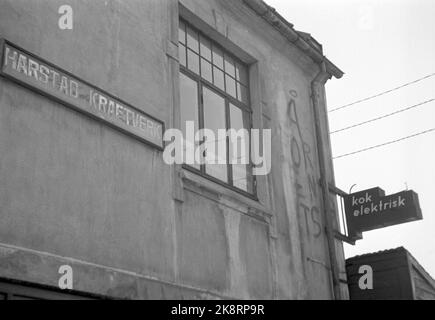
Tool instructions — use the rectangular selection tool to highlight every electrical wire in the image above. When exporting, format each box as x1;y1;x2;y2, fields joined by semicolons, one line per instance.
329;73;435;113
333;128;435;160
330;99;435;134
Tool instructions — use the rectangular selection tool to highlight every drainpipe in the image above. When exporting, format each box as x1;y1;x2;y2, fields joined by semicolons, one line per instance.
311;61;342;300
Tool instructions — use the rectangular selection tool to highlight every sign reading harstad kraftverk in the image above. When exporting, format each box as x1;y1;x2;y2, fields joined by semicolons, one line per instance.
344;187;423;238
0;39;164;149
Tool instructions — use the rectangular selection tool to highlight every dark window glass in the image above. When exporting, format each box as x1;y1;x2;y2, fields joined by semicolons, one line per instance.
200;36;212;61
203;87;228;183
237;82;249;104
225;75;237;98
230;104;253;193
186;26;199;53
213;66;225;91
224;55;235;77
201;58;213;83
180;73;200;169
179;20;253;195
212;46;224;69
179;21;186;44
187;50;199;75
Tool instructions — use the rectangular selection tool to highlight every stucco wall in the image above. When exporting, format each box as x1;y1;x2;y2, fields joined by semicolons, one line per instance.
0;0;347;299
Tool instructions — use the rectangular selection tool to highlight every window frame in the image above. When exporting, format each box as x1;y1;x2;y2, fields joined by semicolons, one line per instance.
179;20;257;199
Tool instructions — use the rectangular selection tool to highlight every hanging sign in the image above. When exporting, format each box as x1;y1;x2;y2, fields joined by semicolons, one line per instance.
344;187;423;236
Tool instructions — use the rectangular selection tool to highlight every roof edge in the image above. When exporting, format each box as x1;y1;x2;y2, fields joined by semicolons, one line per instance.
242;0;344;79
346;247;435;290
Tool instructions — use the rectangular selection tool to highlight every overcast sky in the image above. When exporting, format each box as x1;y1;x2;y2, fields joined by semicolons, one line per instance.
266;0;435;276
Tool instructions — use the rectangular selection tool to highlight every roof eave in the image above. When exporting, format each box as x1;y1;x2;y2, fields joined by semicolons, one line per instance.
242;0;344;79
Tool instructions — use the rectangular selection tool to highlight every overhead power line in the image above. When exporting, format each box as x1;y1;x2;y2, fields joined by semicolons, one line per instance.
330;98;435;134
333;128;435;160
329;73;435;113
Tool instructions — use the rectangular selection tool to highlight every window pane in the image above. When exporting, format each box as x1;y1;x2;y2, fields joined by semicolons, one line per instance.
180;73;200;169
179;21;253;193
201;58;212;83
203;87;228;183
187;50;199;74
179;21;186;44
179;44;186;67
225;75;236;98
186;26;199;52
235;63;248;85
224;55;235;77
200;36;212;61
213;67;225;91
237;82;249;104
229;106;250;167
230;104;252;193
212;46;224;69
230;104;250;132
232;164;254;193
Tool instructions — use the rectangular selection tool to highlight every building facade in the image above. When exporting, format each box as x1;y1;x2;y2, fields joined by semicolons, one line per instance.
0;0;348;299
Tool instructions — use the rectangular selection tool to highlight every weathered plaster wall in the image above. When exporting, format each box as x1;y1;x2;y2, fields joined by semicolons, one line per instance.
0;0;347;299
177;0;345;299
0;0;179;298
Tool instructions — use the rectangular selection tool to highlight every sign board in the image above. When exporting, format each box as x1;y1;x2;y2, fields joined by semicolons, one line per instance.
0;39;164;150
344;187;423;237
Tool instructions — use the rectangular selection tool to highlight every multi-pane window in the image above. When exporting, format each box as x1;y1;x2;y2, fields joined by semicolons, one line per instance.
179;20;254;195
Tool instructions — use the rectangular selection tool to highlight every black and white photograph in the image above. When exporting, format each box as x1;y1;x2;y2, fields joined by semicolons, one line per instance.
0;0;434;307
